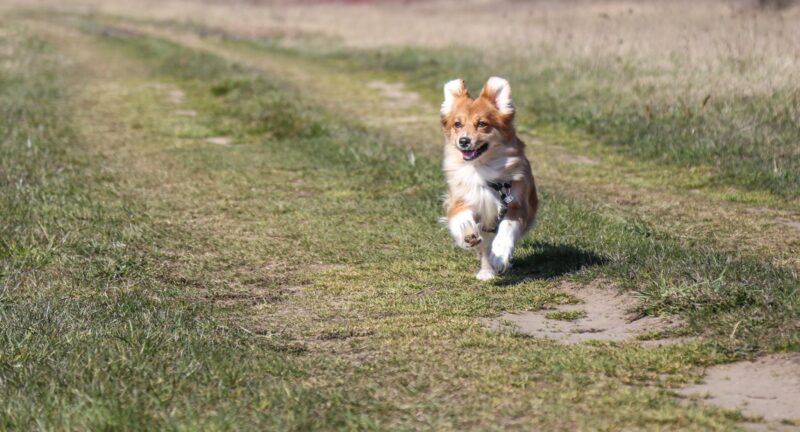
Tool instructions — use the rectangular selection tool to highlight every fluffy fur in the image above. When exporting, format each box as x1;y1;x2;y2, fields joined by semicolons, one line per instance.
441;77;538;280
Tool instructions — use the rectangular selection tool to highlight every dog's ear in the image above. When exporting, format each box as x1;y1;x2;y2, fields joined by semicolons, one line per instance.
441;79;469;116
479;76;514;117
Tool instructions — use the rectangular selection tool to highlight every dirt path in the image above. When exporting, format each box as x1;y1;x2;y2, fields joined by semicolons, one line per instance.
22;19;326;335
486;280;687;346
97;20;800;272
113;21;799;429
12;13;799;431
680;354;800;430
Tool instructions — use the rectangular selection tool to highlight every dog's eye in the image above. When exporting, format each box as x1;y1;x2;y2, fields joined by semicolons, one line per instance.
477;121;487;129
454;121;463;129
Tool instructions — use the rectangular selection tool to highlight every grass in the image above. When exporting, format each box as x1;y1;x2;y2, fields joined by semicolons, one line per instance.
545;310;587;322
0;21;384;431
208;32;799;202
124;14;800;350
0;10;798;430
349;46;800;199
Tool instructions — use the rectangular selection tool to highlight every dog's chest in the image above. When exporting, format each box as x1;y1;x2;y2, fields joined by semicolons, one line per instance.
450;164;502;227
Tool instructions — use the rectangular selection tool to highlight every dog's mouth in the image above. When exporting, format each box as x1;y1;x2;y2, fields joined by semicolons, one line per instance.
460;143;489;161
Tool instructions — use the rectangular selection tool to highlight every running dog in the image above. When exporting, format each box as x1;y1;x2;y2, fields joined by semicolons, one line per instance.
441;77;538;280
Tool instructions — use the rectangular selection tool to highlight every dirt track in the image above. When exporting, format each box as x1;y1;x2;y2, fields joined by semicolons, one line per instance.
3;3;799;430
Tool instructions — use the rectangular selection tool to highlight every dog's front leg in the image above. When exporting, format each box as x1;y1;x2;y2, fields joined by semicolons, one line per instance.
476;231;496;280
490;218;521;273
448;210;481;249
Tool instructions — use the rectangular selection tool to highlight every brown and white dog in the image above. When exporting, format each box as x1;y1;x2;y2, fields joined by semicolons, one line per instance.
441;77;538;280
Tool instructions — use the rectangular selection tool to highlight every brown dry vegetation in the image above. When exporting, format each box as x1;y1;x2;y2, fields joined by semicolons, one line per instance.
11;0;800;94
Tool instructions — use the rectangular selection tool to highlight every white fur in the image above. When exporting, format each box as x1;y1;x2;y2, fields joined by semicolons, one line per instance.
475;231;497;280
441;79;466;116
443;150;523;232
484;76;514;116
490;219;521;272
441;78;531;278
445;154;524;277
444;163;498;230
476;268;496;281
448;209;477;249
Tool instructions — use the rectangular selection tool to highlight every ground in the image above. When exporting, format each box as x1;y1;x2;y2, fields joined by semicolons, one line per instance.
1;1;799;430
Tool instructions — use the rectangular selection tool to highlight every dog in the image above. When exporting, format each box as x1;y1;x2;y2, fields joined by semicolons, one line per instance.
440;77;538;280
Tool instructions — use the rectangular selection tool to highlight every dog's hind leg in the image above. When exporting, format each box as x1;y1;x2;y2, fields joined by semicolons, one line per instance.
475;231;496;281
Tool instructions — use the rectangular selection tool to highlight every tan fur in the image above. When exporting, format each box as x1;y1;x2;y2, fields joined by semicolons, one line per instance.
447;198;468;219
441;77;538;278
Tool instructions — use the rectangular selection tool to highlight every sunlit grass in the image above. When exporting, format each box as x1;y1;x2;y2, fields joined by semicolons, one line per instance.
1;12;797;430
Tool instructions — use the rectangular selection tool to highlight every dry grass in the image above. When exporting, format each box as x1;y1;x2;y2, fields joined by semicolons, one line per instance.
11;1;800;198
3;5;799;430
80;19;800;270
8;0;800;97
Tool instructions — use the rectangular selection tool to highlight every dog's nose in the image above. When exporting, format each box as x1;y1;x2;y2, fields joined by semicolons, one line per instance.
458;137;471;148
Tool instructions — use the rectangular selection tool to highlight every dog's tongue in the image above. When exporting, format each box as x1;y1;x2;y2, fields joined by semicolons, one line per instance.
461;150;477;160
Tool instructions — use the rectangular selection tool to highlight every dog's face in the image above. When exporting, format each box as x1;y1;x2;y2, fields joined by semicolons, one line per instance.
440;77;515;162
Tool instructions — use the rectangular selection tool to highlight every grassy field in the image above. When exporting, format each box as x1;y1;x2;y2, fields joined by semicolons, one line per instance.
1;2;799;430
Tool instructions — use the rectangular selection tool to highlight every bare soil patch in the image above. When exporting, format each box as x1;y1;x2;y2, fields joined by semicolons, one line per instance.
173;108;197;117
777;217;800;233
206;136;233;146
147;82;187;105
366;79;420;108
545;144;599;165
486;280;685;345
167;88;185;104
679;353;800;428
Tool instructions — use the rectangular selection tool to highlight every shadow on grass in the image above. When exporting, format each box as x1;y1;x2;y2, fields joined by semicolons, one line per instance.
496;241;607;286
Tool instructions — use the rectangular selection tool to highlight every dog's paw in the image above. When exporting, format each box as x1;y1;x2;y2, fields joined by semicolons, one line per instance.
450;212;481;249
475;268;496;281
490;237;514;273
490;252;511;273
454;225;480;249
464;232;482;247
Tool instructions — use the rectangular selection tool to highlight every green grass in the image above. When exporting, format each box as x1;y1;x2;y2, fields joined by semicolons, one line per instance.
133;16;800;351
316;46;800;200
205;29;799;201
546;310;587;321
1;12;798;430
0;23;385;431
60;12;800;206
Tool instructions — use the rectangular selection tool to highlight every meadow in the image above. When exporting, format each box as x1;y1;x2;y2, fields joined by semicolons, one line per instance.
1;1;798;430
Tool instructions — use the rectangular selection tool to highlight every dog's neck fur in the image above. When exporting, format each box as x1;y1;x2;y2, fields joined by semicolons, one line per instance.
443;136;525;230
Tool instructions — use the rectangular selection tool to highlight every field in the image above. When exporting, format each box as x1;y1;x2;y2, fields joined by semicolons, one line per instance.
1;0;799;430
